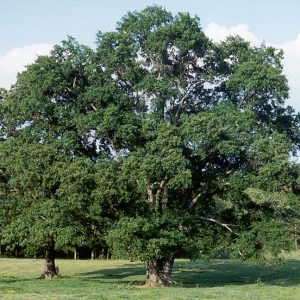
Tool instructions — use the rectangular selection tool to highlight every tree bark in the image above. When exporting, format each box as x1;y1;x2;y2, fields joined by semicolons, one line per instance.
42;237;57;279
145;257;175;287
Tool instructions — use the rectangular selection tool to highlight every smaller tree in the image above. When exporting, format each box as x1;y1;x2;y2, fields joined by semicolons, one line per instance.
0;141;95;277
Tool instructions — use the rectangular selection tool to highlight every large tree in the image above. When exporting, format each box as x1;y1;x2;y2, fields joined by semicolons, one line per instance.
97;7;300;286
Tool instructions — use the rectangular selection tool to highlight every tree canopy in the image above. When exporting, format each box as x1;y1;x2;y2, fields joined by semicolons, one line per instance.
0;6;299;285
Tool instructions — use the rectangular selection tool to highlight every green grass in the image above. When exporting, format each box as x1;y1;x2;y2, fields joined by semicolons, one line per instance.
1;252;300;299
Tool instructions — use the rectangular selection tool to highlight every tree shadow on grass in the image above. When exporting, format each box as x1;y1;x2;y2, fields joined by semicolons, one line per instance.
77;259;300;288
77;263;145;285
174;259;300;287
0;276;35;284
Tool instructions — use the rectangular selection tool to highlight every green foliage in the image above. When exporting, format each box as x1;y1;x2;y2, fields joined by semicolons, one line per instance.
101;6;299;265
232;220;292;261
108;210;198;261
0;141;88;253
0;6;299;277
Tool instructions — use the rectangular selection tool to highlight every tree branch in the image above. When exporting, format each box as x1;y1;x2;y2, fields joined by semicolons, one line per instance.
189;192;202;209
199;216;239;235
174;81;200;120
72;76;77;88
155;175;168;203
147;186;154;203
91;104;97;111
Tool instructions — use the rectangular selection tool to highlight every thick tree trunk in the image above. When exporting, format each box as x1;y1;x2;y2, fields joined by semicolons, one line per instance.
42;237;57;279
145;257;175;287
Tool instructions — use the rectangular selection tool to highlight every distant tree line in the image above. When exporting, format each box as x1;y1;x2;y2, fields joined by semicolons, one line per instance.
0;6;300;286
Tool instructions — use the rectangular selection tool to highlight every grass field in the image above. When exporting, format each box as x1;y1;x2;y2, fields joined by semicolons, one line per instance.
1;252;300;299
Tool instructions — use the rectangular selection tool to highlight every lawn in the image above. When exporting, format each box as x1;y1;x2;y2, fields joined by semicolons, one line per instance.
1;252;300;299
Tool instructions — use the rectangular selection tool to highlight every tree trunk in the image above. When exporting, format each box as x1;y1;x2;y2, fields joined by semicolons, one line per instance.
99;247;105;259
106;248;111;259
145;257;175;287
74;248;78;260
91;249;96;260
42;237;57;279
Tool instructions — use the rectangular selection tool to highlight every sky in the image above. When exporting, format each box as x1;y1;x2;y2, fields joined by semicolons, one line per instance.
1;0;300;111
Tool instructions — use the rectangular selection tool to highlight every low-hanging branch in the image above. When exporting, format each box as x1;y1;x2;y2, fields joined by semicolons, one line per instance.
199;216;240;236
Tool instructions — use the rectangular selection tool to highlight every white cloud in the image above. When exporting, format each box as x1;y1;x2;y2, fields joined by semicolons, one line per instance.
205;23;300;112
204;22;260;45
0;43;53;89
277;35;300;111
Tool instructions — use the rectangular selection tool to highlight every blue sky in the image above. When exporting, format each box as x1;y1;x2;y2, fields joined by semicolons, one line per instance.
1;0;300;110
1;0;300;53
